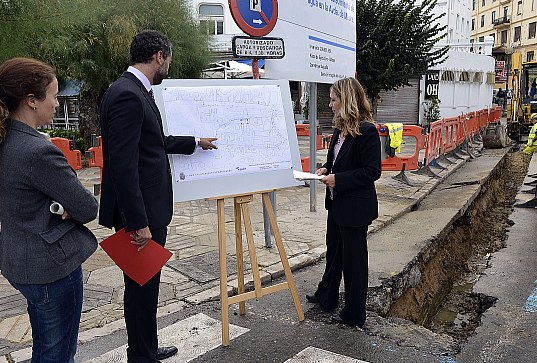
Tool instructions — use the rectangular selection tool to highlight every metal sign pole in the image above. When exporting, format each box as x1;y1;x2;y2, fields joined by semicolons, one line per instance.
231;0;282;248
252;58;260;80
251;57;275;248
309;82;317;212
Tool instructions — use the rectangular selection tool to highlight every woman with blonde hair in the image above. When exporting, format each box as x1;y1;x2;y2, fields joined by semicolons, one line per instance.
0;58;98;362
306;77;381;327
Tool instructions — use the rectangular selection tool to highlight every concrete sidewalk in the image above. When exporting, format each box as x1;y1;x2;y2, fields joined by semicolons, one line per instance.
0;138;484;358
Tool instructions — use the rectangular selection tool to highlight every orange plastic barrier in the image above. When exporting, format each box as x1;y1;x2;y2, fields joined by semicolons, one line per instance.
377;125;426;171
485;106;501;126
441;116;460;154
295;124;311;136
494;106;502;122
466;111;479;136
316;134;324;150
425;119;444;166
301;156;310;172
51;137;82;170
477;109;489;130
87;136;103;182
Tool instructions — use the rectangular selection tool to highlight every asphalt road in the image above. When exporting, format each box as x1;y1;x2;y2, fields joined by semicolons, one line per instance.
75;259;459;363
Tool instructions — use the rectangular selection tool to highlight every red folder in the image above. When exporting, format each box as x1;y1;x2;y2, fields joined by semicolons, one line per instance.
100;229;172;286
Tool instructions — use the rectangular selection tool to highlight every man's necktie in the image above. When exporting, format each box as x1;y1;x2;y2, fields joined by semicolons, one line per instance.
149;89;155;101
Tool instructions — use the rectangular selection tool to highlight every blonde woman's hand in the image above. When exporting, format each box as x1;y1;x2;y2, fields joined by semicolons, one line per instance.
321;174;335;188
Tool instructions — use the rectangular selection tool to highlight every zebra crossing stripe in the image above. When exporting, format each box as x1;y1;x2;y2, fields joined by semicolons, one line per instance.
284;346;370;363
84;313;249;362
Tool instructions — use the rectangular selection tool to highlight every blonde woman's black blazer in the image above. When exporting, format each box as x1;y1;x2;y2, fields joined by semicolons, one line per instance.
323;122;381;227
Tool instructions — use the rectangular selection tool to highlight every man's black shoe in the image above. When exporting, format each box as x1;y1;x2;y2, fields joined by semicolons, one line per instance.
156;346;178;360
305;294;319;303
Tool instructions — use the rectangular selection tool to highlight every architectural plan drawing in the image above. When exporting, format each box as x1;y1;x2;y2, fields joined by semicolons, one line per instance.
162;85;293;183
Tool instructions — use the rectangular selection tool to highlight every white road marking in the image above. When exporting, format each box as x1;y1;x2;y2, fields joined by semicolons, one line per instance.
84;313;248;362
285;346;371;363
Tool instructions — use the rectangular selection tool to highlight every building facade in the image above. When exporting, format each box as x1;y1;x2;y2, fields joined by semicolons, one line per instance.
471;0;537;88
382;0;496;124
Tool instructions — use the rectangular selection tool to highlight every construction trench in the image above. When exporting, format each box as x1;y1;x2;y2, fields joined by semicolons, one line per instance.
379;150;530;346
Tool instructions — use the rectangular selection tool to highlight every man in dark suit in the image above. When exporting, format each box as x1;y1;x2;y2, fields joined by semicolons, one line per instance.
99;30;216;363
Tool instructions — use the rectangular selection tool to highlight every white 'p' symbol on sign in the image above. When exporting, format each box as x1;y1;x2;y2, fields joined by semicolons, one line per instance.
251;0;261;12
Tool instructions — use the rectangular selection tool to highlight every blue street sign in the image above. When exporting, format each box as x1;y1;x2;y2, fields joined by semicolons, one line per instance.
229;0;279;37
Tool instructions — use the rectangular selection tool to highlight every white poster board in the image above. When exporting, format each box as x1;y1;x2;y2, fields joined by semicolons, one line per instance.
153;79;302;202
264;1;356;83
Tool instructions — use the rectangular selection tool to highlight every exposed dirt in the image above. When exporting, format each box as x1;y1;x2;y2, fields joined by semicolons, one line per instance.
387;151;530;344
428;151;530;342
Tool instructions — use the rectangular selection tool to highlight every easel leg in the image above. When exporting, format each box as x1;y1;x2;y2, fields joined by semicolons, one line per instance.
217;199;230;346
233;200;246;315
262;193;305;321
241;201;263;296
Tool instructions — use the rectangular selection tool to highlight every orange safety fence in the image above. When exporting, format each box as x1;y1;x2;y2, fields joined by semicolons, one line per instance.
87;136;103;183
295;124;321;137
300;156;310;172
425;119;444;166
51;137;82;170
493;106;502;122
466;111;479;136
441;116;460;154
478;109;489;130
377;124;426;171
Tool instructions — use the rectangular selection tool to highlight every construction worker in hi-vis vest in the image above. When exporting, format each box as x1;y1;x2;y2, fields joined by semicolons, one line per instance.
523;113;537;155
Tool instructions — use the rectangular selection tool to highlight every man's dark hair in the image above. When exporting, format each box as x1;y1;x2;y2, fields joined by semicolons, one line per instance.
130;30;172;64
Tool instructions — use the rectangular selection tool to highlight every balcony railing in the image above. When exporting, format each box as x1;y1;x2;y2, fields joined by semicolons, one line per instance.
493;16;510;27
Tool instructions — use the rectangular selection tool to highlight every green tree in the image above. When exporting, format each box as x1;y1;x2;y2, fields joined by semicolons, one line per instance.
355;0;449;106
0;0;210;147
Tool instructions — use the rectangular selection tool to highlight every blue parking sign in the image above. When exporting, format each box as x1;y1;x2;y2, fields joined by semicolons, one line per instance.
229;0;279;37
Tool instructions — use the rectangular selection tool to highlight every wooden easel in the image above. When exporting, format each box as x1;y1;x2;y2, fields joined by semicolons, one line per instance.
214;191;304;346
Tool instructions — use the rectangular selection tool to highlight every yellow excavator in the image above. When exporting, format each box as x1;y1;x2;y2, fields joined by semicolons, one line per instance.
506;54;537;142
484;54;537;147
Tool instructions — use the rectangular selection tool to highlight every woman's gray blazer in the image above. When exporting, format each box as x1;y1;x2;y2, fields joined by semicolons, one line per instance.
0;119;98;284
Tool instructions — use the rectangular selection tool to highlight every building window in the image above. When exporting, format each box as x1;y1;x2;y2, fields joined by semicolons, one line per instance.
198;4;224;35
490;33;496;43
514;26;521;42
481;15;485;27
473;0;476;9
533;0;536;11
504;6;509;18
517;0;522;15
482;0;485;6
528;51;535;62
472;18;475;30
479;36;485;42
492;11;496;23
530;22;537;39
501;30;508;44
